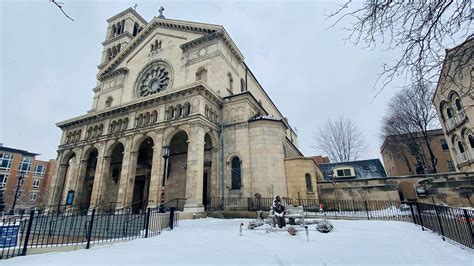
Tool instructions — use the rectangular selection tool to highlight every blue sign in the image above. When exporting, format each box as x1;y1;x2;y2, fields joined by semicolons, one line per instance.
0;224;20;248
66;190;75;205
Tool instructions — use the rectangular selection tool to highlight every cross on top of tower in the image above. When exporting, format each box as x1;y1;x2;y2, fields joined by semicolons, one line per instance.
158;6;165;18
133;4;138;10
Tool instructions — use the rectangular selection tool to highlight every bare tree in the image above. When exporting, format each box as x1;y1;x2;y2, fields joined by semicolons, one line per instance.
381;82;440;173
313;116;367;162
328;1;473;99
50;0;75;21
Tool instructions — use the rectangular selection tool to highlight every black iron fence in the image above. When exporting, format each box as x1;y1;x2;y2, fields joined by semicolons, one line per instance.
206;197;473;249
0;206;179;260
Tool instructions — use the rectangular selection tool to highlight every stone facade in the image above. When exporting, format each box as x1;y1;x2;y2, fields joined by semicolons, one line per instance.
284;158;321;200
432;39;474;172
317;172;474;207
48;8;301;213
381;129;455;175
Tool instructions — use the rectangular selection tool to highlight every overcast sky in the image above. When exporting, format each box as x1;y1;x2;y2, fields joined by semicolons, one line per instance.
1;0;407;161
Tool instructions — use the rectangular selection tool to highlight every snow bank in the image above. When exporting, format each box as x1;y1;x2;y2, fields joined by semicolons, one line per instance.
5;218;473;265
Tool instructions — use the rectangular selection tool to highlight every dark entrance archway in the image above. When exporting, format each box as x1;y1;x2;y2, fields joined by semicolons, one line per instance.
55;152;76;209
203;133;214;208
104;143;124;210
133;138;154;214
166;131;188;203
79;148;98;211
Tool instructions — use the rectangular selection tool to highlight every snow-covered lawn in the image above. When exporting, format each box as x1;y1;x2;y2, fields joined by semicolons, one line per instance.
5;218;473;265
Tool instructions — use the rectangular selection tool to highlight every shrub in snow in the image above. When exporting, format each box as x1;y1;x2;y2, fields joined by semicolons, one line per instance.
316;219;334;233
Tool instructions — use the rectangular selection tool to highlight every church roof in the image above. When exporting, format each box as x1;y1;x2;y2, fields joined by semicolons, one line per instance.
107;7;147;25
319;159;387;181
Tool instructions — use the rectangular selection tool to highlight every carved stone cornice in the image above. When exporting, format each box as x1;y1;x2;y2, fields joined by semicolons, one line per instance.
56;84;222;130
98;67;129;82
101;32;133;46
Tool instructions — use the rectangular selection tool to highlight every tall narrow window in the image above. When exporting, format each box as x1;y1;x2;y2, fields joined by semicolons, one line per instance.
305;173;313;192
240;78;245;92
458;141;465;153
196;67;207;82
440;139;449;151
231;157;241;190
455;98;463;111
469;135;474;149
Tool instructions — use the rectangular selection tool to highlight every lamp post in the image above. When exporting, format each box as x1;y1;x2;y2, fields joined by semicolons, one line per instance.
159;145;170;213
10;170;26;214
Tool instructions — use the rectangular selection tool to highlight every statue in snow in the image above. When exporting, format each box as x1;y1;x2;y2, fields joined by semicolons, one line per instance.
271;195;286;228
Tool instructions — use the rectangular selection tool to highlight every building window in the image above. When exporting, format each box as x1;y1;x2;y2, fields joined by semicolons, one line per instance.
19;178;25;187
33;165;45;176
196;67;207;82
334;167;354;177
440;139;449;151
231;157;241;190
0;174;7;187
455;98;463;111
0;153;13;171
105;96;113;108
18;157;33;173
458;141;465;153
469;135;474;149
447;108;453;118
240;78;245;92
32;178;40;189
305;173;313;192
30;192;37;202
447;160;456;172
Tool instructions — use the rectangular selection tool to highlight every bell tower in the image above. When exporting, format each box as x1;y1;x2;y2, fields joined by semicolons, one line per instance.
98;7;147;68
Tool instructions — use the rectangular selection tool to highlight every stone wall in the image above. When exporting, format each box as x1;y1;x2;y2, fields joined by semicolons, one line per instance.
317;172;474;207
284;158;320;200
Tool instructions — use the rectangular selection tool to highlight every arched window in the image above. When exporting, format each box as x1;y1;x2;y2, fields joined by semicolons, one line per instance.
240;78;245;92
196;67;207;82
231;157;241;190
176;104;183;117
133;22;139;36
455;98;463;111
447;108;453;119
184;102;191;116
469;135;474;149
137;114;144;127
123;118;129;129
151;110;158;123
205;105;209;117
305;173;313;192
105;96;113;107
458;141;465;153
144;112;150;125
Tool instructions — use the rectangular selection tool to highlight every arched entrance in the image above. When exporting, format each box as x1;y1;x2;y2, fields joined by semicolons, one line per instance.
55;152;76;209
203;133;215;208
133;138;154;213
165;131;188;203
104;142;124;210
78;148;98;211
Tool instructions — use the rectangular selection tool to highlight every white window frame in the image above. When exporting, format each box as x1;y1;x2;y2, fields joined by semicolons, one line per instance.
30;191;37;202
19;178;25;187
32;178;40;189
447;160;456;172
0;174;8;187
333;167;355;178
0;153;13;171
33;164;45;176
18;157;33;173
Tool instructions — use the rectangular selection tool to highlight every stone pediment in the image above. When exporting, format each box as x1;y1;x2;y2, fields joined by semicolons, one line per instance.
97;17;244;80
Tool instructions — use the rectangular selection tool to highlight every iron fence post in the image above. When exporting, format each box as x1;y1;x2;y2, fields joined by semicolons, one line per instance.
86;208;96;249
145;207;151;238
462;209;473;247
169;207;175;230
21;210;35;256
433;205;445;241
364;200;370;220
415;202;425;231
408;202;417;224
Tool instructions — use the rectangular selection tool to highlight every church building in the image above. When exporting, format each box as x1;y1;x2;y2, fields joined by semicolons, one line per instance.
48;7;316;213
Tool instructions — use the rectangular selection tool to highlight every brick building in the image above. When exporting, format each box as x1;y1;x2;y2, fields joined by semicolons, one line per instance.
0;144;56;212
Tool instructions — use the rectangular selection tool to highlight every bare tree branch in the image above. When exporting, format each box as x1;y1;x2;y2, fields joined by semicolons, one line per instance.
313;116;368;162
50;0;74;21
328;1;473;100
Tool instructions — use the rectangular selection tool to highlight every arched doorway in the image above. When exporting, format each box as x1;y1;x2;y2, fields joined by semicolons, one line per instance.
203;133;214;207
55;152;76;209
104;142;124;210
165;131;188;203
133;138;154;213
79;148;98;211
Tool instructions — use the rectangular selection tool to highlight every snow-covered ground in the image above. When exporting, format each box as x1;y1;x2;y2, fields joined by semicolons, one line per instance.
5;218;473;265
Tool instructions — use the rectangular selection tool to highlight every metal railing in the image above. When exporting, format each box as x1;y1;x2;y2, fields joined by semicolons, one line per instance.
0;206;179;260
206;197;473;249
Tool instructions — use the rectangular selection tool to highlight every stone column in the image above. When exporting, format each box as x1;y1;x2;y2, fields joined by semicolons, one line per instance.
71;159;88;206
89;152;107;209
183;124;206;212
148;134;163;208
49;163;68;207
116;139;138;209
